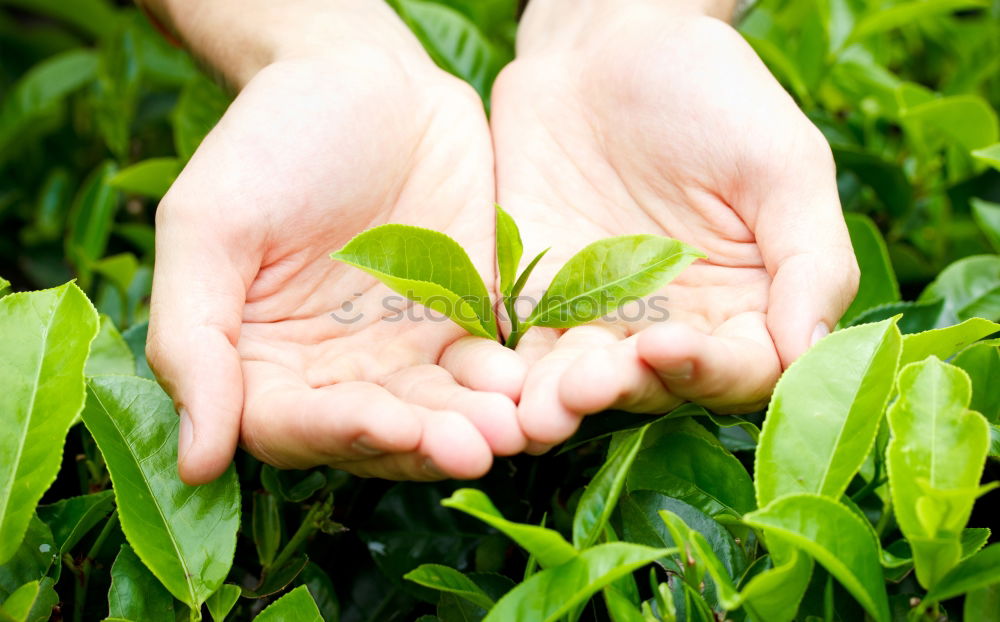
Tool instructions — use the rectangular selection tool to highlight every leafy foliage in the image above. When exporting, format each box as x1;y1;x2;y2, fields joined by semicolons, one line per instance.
0;0;998;621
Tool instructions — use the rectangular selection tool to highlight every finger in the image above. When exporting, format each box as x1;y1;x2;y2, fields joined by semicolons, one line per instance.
241;366;423;467
383;364;526;456
637;313;782;413
518;325;623;446
558;336;682;415
747;126;859;368
148;200;260;485
439;336;527;401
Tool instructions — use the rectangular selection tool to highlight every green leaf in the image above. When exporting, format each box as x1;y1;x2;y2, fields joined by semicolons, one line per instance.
441;489;576;568
899;317;999;367
972;143;1000;171
0;578;57;622
495;205;522;297
0;49;99;160
253;492;281;568
82;375;240;612
841;213;900;323
121;321;154;379
93;19;141;158
254;585;323;622
0;283;99;564
482;543;671;622
404;565;494;610
527;235;704;328
0;278;9;298
629;419;755;519
108;543;176;622
296;563;340;622
922;544;1000;607
971;199;1000;253
66;161;120;278
901;95;999;153
205;584;240;622
964;583;1000;622
603;585;644;622
918;255;1000;325
36;489;114;561
887;358;990;589
573;426;647;550
85;315;135;376
846;0;989;45
171;75;230;161
109;158;181;200
744;494;890;622
847;299;946;334
331;224;497;340
390;0;511;103
951;341;1000;423
738;546;813;622
508;248;549;302
0;516;57;601
755;318;902;506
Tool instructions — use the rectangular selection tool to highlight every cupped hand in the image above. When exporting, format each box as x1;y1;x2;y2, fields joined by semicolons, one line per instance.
491;1;859;450
148;42;527;484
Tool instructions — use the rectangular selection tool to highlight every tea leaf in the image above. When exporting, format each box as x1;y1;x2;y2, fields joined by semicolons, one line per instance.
495;204;522;297
255;585;323;622
108;543;177;621
404;564;494;610
573;426;647;550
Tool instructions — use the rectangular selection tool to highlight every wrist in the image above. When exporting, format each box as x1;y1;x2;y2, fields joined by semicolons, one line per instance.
140;0;433;88
517;0;737;56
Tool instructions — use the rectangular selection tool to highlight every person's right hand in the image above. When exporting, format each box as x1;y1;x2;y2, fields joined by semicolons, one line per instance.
147;4;527;485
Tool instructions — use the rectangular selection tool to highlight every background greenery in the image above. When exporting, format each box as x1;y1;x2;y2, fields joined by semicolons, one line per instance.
0;0;999;621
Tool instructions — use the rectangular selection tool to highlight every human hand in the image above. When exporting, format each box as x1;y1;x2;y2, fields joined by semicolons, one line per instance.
490;0;859;450
147;2;526;484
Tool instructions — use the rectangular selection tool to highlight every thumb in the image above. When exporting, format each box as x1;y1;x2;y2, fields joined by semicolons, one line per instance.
751;135;860;369
147;202;257;485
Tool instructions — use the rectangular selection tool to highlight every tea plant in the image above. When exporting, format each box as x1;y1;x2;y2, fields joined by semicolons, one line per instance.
1;0;999;621
330;206;704;348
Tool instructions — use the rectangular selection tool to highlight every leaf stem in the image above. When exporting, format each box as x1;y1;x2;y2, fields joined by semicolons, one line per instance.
269;495;331;571
505;321;529;350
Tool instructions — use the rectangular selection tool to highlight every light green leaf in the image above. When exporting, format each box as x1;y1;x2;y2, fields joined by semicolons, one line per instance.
972;143;1000;171
0;49;99;160
66;161;120;279
85;315;135;377
755;318;901;506
404;565;494;610
510;248;549;301
922;544;1000;607
331;224;497;340
964;583;1000;622
0;578;57;622
108;543;176;622
918;255;1000;325
0;278;9;298
37;489;114;560
171;75;230;161
629;419;754;519
483;543;671;622
390;0;511;103
603;585;645;622
846;0;988;45
991;424;1000;459
442;489;576;568
206;584;240;622
901;95;999;153
744;494;890;622
899;317;999;366
495;205;522;297
738;546;813;622
887;358;990;589
952;341;1000;422
0;516;57;601
254;585;323;622
527;236;703;328
842;213;900;323
0;283;98;564
573;426;647;550
971;199;1000;253
82;376;240;613
109;158;181;200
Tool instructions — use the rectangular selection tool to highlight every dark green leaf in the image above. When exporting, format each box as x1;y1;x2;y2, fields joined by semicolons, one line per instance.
253;492;281;568
847;299;946;334
0;283;98;563
573;426;647;549
82;376;240;611
404;565;494;610
171;75;230;161
0;517;57;601
0;578;57;622
66;161;120;277
841;213;900;323
108;543;176;622
36;489;114;560
971;199;1000;252
918;255;1000;325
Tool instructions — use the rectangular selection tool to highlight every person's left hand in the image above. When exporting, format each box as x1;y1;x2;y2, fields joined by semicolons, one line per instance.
490;0;860;451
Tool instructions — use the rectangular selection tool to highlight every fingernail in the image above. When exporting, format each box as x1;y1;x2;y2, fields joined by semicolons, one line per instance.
422;458;447;479
351;436;383;456
178;408;193;463
662;361;693;380
810;322;830;347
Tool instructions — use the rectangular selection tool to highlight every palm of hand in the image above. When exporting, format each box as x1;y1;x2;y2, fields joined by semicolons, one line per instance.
151;57;525;481
491;11;854;447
